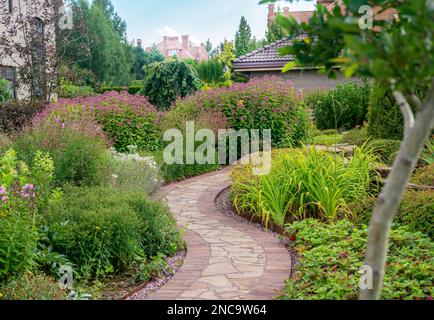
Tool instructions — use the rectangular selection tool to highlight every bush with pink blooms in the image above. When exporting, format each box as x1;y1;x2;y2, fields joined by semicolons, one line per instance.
166;77;309;148
35;91;162;152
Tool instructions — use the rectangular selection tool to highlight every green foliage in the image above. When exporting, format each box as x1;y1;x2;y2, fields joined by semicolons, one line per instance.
99;86;142;95
350;190;434;239
231;146;378;225
342;126;369;146
58;81;94;99
0;213;38;280
411;164;434;186
366;84;425;140
144;150;220;184
0;79;11;103
142;59;202;111
282;219;434;300
167;77;309;149
421;139;434;165
61;0;133;85
110;148;161;194
193;59;224;85
309;82;370;130
217;41;236;86
0;273;66;300
13;124;111;186
266;18;288;44
263;0;434;93
235;16;255;57
369;139;402;166
44;187;183;280
311;133;344;146
132;45;164;80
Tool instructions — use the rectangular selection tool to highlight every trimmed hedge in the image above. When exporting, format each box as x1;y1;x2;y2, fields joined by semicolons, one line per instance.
367;83;427;140
99;86;142;95
309;82;370;131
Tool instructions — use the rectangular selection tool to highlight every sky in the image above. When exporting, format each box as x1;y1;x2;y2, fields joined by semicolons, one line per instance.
110;0;316;48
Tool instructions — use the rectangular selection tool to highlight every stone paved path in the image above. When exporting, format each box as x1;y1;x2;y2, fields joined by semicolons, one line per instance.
150;167;291;300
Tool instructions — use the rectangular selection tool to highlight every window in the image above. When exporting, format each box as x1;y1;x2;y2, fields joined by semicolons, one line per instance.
168;49;178;57
0;65;16;98
7;0;13;13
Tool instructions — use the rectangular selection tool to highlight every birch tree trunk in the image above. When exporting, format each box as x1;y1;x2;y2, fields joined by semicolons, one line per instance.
360;79;434;300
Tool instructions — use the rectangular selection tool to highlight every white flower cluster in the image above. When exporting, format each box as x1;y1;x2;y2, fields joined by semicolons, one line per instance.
110;146;162;194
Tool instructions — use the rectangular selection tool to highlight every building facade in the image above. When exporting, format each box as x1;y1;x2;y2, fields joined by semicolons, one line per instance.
234;0;396;93
148;35;208;62
0;0;59;100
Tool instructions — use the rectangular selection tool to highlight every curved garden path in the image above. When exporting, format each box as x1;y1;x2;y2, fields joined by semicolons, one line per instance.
150;167;291;300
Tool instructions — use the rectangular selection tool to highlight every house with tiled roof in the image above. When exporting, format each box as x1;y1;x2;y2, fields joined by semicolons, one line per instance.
235;0;397;93
149;35;208;62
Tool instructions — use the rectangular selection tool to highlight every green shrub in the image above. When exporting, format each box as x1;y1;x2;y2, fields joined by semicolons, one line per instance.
0;273;66;300
0;100;44;133
99;86;142;95
311;133;344;146
342;126;369;146
309;82;370;131
350;190;434;239
37;91;162;152
231;146;379;225
58;81;94;98
367;83;426;140
44;187;183;280
369;139;402;166
0;213;38;281
167;77;309;148
193;59;224;84
142;59;202;111
0;79;11;103
411;164;433;186
13;122;111;186
421;139;434;165
283;219;434;300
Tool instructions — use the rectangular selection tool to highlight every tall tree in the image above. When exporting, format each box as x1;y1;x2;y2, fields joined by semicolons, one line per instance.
217;41;236;86
235;16;253;57
205;39;213;56
131;44;164;80
265;18;288;43
261;0;434;300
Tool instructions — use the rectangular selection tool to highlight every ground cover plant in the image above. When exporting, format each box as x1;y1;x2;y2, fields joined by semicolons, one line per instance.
282;219;434;300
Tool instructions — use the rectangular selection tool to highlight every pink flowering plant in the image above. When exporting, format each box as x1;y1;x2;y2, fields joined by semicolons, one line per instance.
34;91;162;152
0;149;58;221
167;77;309;148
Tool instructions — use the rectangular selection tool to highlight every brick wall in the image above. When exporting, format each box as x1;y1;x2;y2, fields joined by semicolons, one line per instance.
249;69;362;94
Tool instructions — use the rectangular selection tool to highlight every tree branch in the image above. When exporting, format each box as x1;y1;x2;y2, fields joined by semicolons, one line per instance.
360;78;434;300
393;91;415;139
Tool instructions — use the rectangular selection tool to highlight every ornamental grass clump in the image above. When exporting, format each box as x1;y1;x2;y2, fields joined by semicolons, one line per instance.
231;146;378;226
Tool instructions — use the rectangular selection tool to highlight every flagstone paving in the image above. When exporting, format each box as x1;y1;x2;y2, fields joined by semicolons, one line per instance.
150;167;291;300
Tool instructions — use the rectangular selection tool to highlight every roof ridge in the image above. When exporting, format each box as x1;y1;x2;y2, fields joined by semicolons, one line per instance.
235;38;289;63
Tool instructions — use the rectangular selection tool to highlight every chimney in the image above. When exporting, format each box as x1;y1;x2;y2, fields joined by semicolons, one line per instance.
182;35;189;51
317;0;335;7
137;39;142;48
267;3;276;26
283;7;290;16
